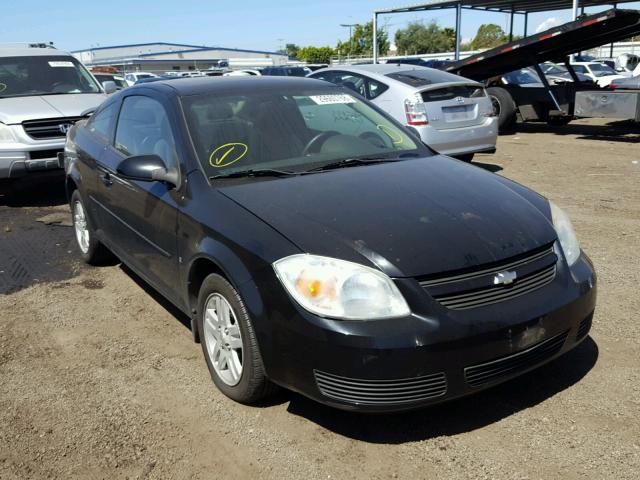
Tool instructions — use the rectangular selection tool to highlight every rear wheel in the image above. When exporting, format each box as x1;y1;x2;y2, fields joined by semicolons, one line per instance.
487;87;517;133
71;190;112;265
197;274;275;404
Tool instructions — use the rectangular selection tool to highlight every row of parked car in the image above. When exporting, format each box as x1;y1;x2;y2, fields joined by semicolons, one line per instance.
4;41;638;184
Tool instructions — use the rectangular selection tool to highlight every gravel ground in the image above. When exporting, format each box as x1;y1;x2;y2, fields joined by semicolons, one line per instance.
1;118;639;479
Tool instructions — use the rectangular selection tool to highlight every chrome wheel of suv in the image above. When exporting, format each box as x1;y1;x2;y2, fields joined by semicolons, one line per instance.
203;293;243;386
73;200;90;254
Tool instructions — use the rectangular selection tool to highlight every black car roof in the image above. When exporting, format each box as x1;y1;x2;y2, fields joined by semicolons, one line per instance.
131;76;335;96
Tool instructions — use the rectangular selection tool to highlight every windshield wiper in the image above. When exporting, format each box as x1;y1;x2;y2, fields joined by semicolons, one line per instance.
210;168;296;180
305;155;401;173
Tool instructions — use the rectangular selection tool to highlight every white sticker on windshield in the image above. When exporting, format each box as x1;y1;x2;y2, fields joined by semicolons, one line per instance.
48;61;75;68
309;94;356;105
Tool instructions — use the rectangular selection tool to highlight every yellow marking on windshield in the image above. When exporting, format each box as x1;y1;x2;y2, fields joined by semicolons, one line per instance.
0;83;6;93
209;142;248;168
377;124;403;144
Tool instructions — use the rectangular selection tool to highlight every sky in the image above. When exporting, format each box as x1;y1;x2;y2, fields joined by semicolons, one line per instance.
2;0;640;53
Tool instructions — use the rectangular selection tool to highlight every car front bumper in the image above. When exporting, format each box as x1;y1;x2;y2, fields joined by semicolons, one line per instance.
256;253;596;412
0;126;65;179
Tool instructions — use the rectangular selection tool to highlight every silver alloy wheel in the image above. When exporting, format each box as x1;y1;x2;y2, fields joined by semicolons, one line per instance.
73;200;90;254
203;293;243;386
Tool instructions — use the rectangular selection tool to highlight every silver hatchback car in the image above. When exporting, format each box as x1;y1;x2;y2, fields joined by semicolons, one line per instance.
309;64;498;161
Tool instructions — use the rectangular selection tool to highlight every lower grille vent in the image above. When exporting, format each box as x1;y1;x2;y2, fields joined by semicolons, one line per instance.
464;330;569;388
314;370;447;405
577;314;593;340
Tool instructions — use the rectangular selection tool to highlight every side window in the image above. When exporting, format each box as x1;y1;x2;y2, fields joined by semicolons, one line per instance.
365;78;389;100
114;96;176;168
87;102;118;142
125;74;134;82
333;72;367;97
573;65;586;74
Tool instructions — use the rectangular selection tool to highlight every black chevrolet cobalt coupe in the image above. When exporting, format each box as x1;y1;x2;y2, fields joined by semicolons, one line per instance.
64;77;596;412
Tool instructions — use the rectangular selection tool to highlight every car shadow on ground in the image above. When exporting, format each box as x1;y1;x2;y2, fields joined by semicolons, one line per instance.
119;264;193;332
472;160;503;173
515;120;640;143
0;172;67;207
286;337;598;443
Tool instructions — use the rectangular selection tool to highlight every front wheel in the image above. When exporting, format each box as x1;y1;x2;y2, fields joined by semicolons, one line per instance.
197;274;275;404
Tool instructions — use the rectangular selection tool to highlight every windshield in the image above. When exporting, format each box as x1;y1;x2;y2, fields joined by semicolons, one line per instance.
503;69;540;85
589;63;616;77
0;55;101;97
540;63;566;75
182;90;429;178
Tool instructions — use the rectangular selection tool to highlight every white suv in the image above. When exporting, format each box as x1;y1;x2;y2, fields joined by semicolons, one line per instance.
0;44;111;181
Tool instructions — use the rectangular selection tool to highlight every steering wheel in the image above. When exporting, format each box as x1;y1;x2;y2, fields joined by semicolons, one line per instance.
302;131;339;156
359;131;389;149
51;82;73;93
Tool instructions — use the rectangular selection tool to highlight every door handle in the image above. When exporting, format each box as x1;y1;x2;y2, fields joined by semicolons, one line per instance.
100;172;113;187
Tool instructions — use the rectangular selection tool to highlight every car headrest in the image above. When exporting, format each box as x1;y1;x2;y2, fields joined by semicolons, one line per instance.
206;102;234;121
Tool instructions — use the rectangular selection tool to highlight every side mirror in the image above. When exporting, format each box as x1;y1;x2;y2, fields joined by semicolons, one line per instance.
116;154;178;186
102;81;117;94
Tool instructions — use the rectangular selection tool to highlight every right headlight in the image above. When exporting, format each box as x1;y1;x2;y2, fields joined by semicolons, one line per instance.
273;254;410;320
0;123;16;143
550;201;581;266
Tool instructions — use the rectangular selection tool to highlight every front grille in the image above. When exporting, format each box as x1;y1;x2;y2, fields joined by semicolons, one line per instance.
577;313;593;340
464;330;569;388
22;117;83;140
314;370;447;406
421;244;557;310
29;149;63;160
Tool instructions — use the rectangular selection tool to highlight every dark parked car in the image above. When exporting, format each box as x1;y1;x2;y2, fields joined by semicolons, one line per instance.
260;66;310;77
64;77;596;412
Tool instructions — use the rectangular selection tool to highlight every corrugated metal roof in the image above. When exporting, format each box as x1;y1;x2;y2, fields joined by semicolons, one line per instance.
376;0;637;14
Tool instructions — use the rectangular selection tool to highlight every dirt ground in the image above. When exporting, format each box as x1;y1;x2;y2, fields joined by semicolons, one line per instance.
1;118;639;480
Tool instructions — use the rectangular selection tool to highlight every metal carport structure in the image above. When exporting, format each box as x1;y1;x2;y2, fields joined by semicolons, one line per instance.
372;0;639;62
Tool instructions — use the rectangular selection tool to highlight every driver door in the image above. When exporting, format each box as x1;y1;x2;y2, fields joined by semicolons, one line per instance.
97;94;180;301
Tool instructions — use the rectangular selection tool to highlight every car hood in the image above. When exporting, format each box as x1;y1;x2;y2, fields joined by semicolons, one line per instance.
0;93;107;124
218;156;558;278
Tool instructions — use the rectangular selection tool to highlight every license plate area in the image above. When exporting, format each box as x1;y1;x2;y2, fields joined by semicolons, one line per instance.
442;104;475;122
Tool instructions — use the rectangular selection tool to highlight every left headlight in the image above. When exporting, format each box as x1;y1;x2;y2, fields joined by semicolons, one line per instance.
0;123;16;143
273;254;410;320
550;201;581;266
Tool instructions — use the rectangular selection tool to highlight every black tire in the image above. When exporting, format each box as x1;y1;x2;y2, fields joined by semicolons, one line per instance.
453;153;474;162
0;179;15;198
70;189;112;265
487;87;517;133
197;273;275;404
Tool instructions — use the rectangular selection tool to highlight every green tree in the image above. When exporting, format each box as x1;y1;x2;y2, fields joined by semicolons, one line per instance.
394;21;454;55
335;21;389;57
279;43;300;59
297;46;335;64
470;24;508;49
